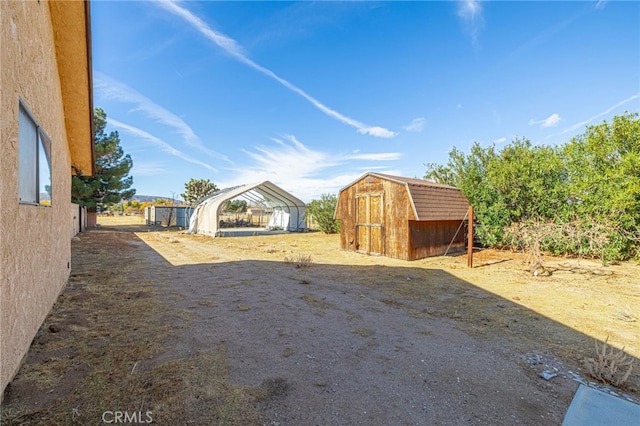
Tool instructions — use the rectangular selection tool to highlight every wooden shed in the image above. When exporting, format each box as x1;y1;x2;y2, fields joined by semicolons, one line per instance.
335;172;469;260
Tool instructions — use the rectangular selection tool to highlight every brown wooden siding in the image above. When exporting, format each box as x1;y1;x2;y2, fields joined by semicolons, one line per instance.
338;186;356;251
338;175;414;258
337;173;468;261
408;220;466;260
382;180;410;259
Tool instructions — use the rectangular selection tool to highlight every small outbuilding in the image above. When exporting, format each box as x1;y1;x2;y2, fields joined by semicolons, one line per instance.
144;205;194;228
335;172;469;260
187;181;306;236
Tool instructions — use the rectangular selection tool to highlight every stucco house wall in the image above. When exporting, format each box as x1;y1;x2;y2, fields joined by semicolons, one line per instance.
0;0;93;397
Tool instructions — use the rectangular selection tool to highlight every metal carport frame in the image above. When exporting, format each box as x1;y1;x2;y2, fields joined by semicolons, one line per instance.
187;181;307;236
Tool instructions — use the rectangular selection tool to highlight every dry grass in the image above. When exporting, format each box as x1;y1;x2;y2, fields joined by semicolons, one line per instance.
614;306;638;323
110;218;640;392
582;337;634;388
284;253;313;268
300;293;336;310
4;215;639;424
282;348;294;358
0;231;264;425
352;328;375;338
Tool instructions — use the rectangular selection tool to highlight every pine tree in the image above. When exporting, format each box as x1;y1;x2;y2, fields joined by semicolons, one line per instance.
72;108;135;211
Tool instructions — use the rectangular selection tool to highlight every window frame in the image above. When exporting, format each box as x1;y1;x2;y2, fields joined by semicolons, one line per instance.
18;100;52;206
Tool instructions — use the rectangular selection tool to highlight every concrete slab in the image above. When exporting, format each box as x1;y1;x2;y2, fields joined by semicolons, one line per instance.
562;384;640;426
215;227;292;237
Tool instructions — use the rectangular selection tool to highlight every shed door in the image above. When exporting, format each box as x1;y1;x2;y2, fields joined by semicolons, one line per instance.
355;193;384;255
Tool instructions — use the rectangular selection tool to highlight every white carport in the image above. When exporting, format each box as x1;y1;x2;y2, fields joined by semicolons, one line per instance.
187;181;306;236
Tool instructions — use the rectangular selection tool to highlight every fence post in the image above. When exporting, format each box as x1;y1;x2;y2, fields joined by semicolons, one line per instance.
467;205;474;268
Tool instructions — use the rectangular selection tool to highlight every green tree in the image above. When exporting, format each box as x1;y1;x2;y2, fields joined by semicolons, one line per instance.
426;139;567;246
72;108;135;211
123;200;142;215
305;193;340;234
561;112;640;259
426;142;506;245
181;178;218;204
153;198;173;206
225;199;247;213
425;112;640;260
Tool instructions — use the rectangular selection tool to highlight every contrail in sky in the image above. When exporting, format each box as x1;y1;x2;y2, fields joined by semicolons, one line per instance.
109;118;218;172
541;92;640;142
95;71;230;162
155;0;397;138
560;93;640;134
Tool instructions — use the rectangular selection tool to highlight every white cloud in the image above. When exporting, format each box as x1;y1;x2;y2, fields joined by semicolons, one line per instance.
345;152;402;161
95;72;230;162
541;113;562;128
403;117;426;133
242;135;334;177
155;0;396;139
493;137;507;144
595;1;607;10
358;126;398;138
108;118;218;172
458;0;482;21
457;0;485;46
529;113;562;128
220;135;401;201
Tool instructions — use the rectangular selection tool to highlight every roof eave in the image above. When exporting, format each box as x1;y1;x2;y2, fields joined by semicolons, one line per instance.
49;0;95;176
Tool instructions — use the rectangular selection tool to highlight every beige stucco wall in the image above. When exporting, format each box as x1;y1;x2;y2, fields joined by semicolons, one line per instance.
0;1;85;397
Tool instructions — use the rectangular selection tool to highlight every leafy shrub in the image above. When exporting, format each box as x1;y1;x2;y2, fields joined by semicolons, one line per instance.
426;113;640;261
305;193;340;234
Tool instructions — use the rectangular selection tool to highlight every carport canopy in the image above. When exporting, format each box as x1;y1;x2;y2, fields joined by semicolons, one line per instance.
187;181;307;236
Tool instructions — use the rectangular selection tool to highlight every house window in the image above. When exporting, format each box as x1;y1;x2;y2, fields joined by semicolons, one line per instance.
18;101;52;205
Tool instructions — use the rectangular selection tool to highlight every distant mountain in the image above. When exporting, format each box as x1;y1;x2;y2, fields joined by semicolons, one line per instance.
52;194;183;205
131;195;183;204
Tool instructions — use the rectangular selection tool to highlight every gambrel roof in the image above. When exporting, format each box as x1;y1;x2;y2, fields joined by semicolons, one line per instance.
338;172;469;221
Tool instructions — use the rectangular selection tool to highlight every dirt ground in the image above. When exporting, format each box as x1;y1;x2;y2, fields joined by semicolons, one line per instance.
2;215;638;425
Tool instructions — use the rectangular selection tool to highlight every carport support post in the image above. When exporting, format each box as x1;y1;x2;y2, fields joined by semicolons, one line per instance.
467;205;474;268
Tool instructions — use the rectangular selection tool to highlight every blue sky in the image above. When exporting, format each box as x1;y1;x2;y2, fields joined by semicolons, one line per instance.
92;0;640;202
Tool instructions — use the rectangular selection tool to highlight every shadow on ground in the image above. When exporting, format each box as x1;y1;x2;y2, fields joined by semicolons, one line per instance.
2;229;638;425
